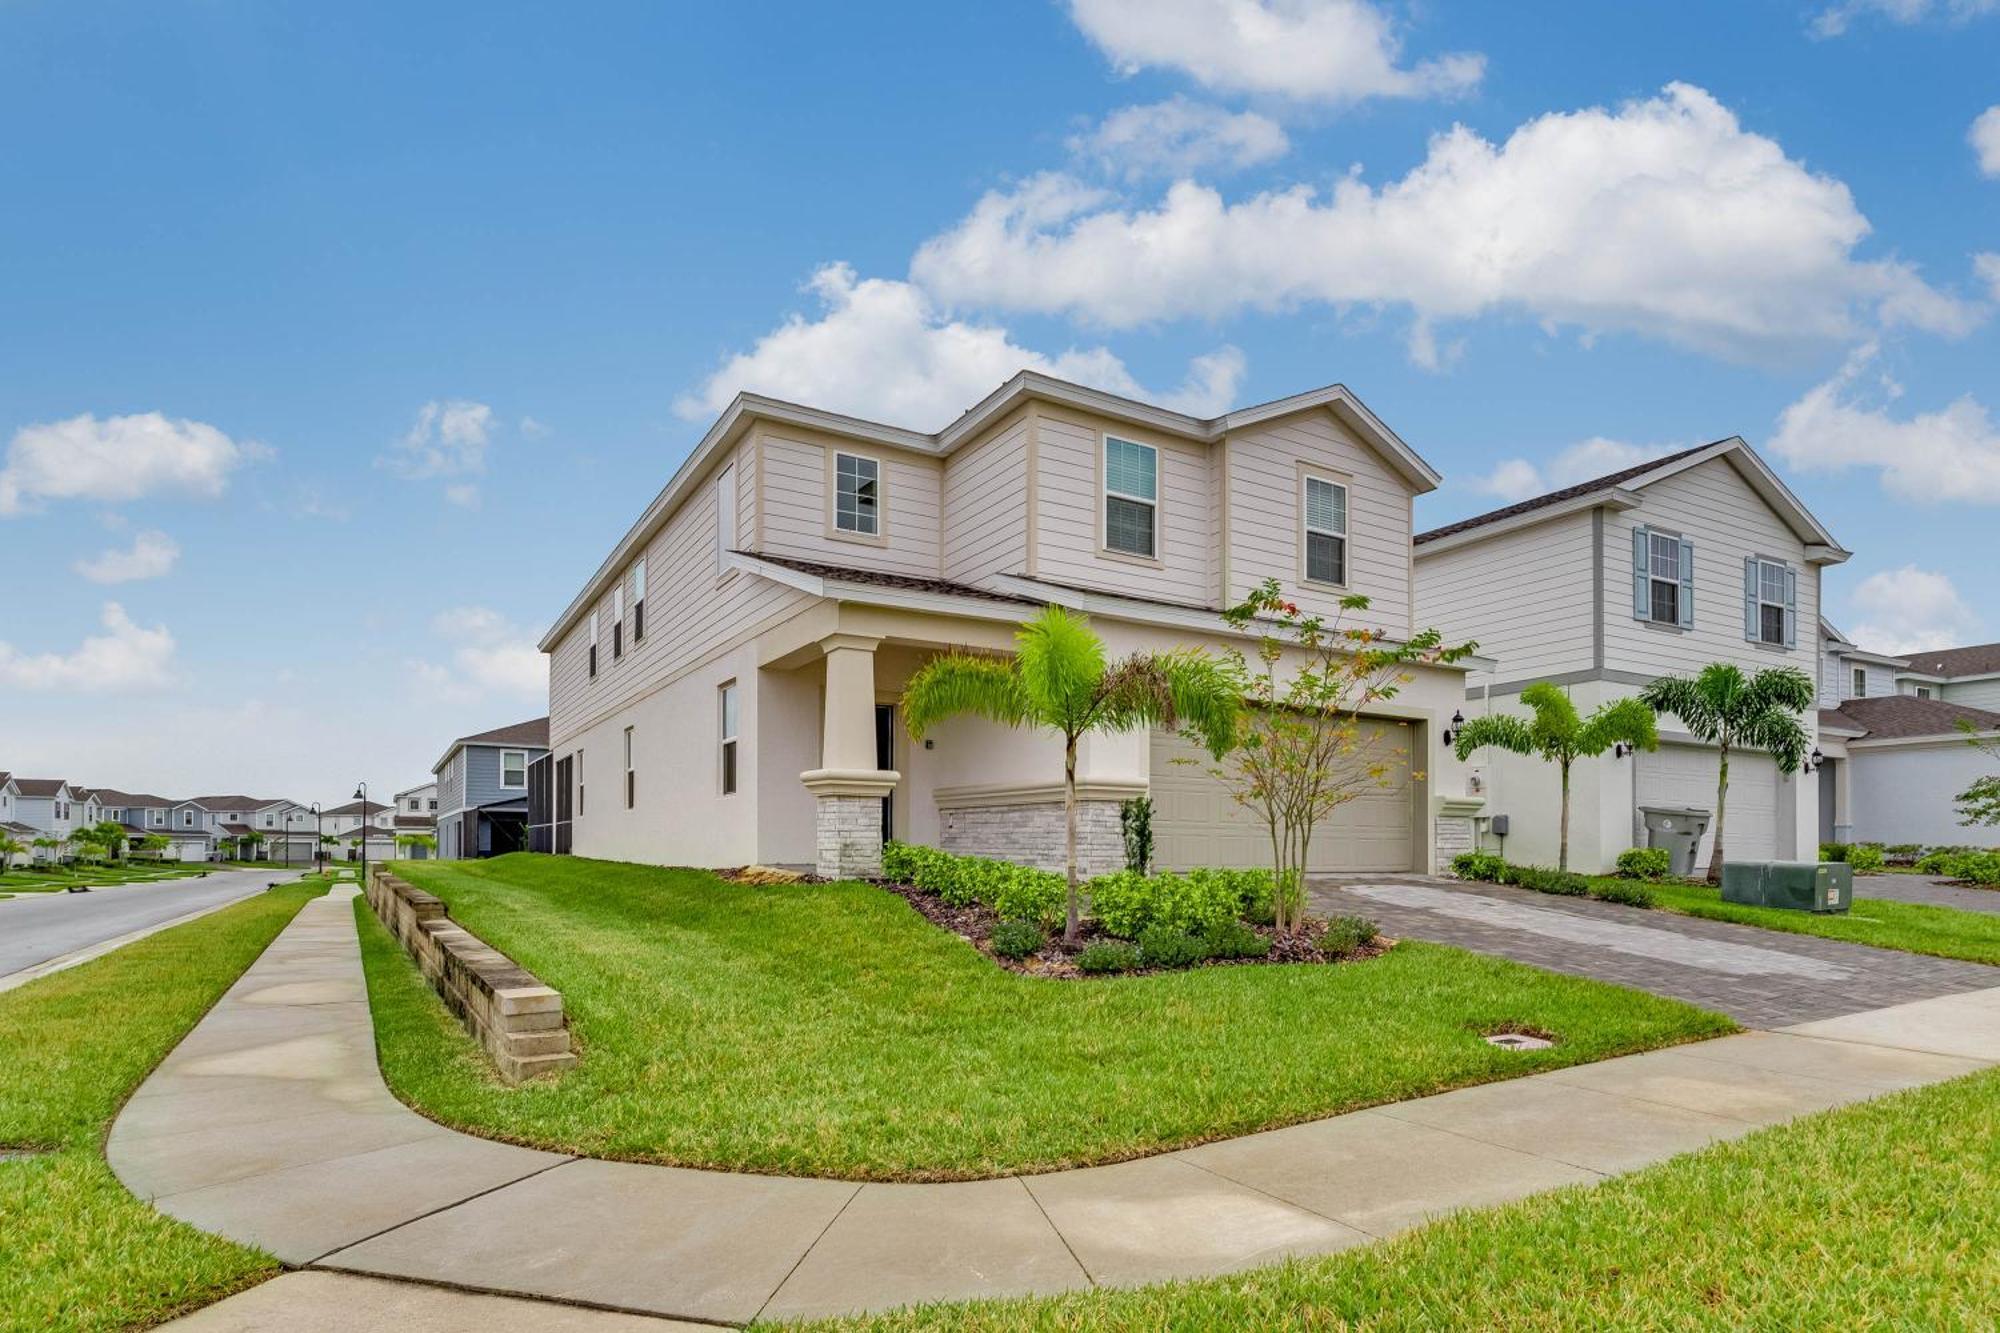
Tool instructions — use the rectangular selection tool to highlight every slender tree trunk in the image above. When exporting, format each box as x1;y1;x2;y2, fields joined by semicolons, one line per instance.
1558;759;1571;873
1267;819;1285;937
1706;743;1731;885
1063;734;1081;945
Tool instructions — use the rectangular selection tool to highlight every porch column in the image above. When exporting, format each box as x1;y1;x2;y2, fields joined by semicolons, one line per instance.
800;634;899;878
1833;757;1854;845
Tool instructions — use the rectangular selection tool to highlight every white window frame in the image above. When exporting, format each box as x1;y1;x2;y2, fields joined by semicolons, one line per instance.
831;450;883;539
1102;435;1159;560
1642;530;1687;627
632;557;647;640
623;725;636;809
499;749;528;790
1300;471;1349;588
719;681;739;796
1852;667;1867;698
1916;685;1933;700
1753;558;1789;647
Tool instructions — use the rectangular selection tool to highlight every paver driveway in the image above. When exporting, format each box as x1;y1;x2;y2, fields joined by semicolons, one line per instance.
1853;873;2000;915
1312;875;1997;1028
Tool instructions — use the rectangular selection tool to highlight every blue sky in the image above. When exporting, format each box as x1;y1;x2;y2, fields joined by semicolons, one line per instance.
1;0;1996;800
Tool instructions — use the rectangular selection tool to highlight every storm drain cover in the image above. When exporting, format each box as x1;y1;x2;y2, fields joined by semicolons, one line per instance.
1484;1033;1554;1051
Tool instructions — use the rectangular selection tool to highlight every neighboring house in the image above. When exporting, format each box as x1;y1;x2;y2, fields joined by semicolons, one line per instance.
433;719;549;860
319;798;397;860
536;372;1484;878
13;778;79;860
1813;621;2000;847
165;799;222;861
391;780;439;859
0;772;37;861
1414;438;1848;873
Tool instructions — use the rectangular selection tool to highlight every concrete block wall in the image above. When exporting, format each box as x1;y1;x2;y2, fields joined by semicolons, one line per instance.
365;867;577;1083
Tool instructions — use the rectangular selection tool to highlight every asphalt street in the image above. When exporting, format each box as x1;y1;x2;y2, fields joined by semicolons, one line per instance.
0;865;308;979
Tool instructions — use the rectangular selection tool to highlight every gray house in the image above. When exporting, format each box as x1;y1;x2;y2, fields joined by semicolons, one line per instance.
432;717;550;860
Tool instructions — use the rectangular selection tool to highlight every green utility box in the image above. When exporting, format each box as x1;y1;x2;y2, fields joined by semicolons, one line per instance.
1720;861;1853;913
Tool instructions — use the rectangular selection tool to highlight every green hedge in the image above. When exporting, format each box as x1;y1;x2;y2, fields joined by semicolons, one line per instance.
1085;867;1270;939
1450;851;1654;909
880;842;1066;927
1915;848;2000;885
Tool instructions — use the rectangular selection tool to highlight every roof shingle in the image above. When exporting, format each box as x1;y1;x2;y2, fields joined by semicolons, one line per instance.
1415;442;1720;546
1824;695;2000;740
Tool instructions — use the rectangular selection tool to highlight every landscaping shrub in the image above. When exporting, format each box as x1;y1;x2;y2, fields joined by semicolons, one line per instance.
1199;918;1271;960
1501;864;1591;896
1590;879;1656;909
1884;843;1923;865
1086;868;1252;939
989;919;1044;960
1929;850;2000;885
1450;850;1506;882
1613;848;1671;881
881;842;1065;926
1136;924;1210;969
1321;914;1380;958
1119;797;1153;874
1843;844;1886;874
1075;940;1140;974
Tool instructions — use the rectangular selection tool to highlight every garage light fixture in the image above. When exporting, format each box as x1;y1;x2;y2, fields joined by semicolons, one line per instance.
1442;709;1464;747
1806;747;1824;773
1613;741;1633;759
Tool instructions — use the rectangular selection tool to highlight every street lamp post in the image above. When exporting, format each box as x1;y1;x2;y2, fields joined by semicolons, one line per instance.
352;783;367;886
310;802;322;874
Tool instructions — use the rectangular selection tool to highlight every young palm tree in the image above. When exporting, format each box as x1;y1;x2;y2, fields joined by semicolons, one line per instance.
1452;682;1659;872
1641;663;1814;884
903;605;1241;944
0;834;22;871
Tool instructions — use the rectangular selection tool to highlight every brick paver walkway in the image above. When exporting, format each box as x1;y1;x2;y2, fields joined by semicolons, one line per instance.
1312;876;1997;1028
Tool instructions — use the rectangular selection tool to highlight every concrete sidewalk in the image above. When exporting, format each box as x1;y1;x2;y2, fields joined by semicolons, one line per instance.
114;887;2000;1326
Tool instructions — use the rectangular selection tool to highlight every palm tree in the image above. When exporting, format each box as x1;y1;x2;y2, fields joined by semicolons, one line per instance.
903;605;1241;944
1641;664;1814;884
1452;682;1659;872
0;834;23;872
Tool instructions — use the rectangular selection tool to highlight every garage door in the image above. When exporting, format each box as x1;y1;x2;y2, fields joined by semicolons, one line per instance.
1148;722;1416;873
1635;744;1779;863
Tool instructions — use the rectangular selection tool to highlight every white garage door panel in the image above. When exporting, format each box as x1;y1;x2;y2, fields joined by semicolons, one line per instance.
1636;745;1778;862
1149;723;1415;873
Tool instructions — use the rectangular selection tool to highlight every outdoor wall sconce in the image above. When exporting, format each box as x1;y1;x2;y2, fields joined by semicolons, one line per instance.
1613;741;1633;758
1807;747;1824;772
1441;709;1464;747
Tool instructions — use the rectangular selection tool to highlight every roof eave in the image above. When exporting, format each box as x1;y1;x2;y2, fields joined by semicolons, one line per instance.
1416;488;1642;557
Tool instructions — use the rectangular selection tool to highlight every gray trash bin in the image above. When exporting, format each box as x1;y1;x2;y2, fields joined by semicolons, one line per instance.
1639;805;1711;877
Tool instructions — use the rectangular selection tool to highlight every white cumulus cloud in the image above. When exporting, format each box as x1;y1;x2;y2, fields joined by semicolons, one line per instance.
1466;437;1684;502
74;530;181;584
1769;343;2000;502
1977;252;2000;301
675;263;1246;431
381;400;495;506
1972;105;2000;178
413;606;545;700
1067;0;1483;105
0;603;177;692
1847;566;1982;654
0;412;265;517
1069;98;1291;182
912;84;1977;366
1810;0;1997;38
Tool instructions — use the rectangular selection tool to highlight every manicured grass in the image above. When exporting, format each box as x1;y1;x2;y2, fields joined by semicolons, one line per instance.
0;877;329;1332
365;855;1731;1182
789;1064;2000;1331
1605;876;2000;967
0;864;210;890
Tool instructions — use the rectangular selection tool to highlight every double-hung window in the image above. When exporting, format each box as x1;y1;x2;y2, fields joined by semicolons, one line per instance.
1744;556;1796;649
500;749;527;790
834;453;880;536
633;558;647;642
623;726;636;809
1103;437;1157;558
1633;527;1693;629
1647;533;1682;625
588;610;599;679
1852;667;1867;698
612;587;624;660
1916;685;1933;699
1303;474;1348;586
719;682;739;795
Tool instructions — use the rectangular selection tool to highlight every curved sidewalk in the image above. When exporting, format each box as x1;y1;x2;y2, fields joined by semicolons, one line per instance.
112;887;2000;1326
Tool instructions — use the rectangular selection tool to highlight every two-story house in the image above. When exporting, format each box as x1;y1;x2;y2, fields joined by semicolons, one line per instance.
432;719;549;859
1816;621;2000;847
13;778;79;860
1414;438;1849;873
0;773;38;861
537;373;1486;878
391;780;439;859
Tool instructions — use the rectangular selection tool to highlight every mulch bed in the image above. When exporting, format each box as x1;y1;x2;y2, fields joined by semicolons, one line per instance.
875;879;1391;979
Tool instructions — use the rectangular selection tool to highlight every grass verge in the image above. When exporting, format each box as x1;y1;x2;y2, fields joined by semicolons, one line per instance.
1618;877;2000;967
364;855;1730;1181
786;1065;2000;1331
0;877;329;1331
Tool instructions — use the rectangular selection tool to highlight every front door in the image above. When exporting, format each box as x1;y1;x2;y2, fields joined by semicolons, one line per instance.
875;704;895;843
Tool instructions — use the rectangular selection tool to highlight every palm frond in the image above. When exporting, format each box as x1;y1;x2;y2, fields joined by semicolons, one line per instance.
901;653;1029;738
1518;682;1583;748
1014;606;1105;729
1452;713;1538;762
1743;665;1815;716
1577;696;1660;757
1736;708;1812;773
1639;673;1721;741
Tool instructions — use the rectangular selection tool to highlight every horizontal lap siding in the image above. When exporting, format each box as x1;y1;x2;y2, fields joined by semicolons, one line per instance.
1943;679;2000;710
1600;459;1818;682
1227;412;1412;636
942;413;1028;582
549;437;812;753
1035;409;1211;605
759;429;943;579
1415;514;1596;682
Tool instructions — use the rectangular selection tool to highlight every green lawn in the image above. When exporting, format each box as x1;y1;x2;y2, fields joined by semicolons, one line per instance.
366;856;1730;1182
790;1065;2000;1331
0;878;329;1332
1612;877;2000;967
0;864;211;890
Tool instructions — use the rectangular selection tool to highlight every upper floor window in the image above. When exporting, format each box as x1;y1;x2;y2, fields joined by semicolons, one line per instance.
1104;437;1157;558
1632;527;1693;629
632;557;647;642
182;811;193;827
500;750;528;789
1916;685;1933;699
588;609;599;679
408;798;421;812
428;798;438;811
1744;556;1796;649
719;681;739;795
1852;667;1867;698
834;452;881;536
612;586;625;659
1303;474;1348;586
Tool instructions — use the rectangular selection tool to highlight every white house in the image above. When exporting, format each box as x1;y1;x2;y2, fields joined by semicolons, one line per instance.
390;780;439;859
1413;437;1848;873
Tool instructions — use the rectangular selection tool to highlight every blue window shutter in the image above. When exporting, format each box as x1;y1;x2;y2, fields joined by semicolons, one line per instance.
1784;564;1798;648
1678;537;1695;628
1742;557;1759;642
1632;527;1650;619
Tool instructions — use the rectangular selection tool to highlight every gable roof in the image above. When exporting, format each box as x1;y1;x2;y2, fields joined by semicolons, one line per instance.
1824;695;2000;741
1415;437;1848;560
321;798;393;817
1899;642;2000;680
542;372;1440;650
87;788;177;808
14;778;69;798
431;716;550;778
